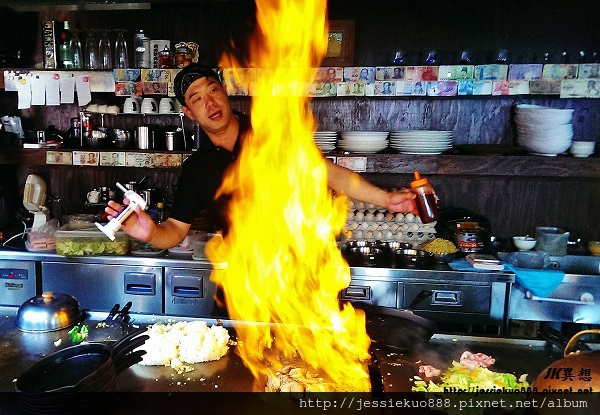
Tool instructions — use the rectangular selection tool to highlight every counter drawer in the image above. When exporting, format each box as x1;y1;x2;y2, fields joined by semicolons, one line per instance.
340;279;400;308
165;267;218;317
42;261;163;314
404;283;491;315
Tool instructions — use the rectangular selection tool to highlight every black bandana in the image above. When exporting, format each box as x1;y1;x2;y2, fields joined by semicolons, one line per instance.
174;63;221;105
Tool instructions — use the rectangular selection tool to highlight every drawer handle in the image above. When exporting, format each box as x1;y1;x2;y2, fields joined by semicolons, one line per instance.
173;286;201;298
125;284;154;295
525;290;595;305
431;290;461;306
341;285;371;301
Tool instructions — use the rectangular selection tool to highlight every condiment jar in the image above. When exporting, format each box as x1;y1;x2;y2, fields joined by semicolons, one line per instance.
409;171;439;224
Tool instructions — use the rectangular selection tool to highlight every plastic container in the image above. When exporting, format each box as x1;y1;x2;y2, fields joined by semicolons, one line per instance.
55;223;129;256
409;171;439;224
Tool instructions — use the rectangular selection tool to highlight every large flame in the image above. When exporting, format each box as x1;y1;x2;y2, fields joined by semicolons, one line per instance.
209;0;371;391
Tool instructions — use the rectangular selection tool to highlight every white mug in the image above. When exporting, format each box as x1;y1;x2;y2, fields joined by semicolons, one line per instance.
87;189;100;203
141;97;158;114
159;97;175;114
123;97;140;114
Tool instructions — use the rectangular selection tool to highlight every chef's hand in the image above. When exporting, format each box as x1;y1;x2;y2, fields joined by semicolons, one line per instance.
383;188;418;214
105;199;156;242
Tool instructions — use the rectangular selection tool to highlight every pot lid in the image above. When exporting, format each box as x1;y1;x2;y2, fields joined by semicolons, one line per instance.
16;291;82;332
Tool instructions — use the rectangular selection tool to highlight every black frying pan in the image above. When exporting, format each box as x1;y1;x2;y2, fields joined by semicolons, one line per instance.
15;327;148;395
356;289;437;352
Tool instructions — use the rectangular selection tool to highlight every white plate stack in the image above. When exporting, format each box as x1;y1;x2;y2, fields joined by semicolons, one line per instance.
515;104;574;156
313;131;338;153
338;131;389;153
389;130;453;154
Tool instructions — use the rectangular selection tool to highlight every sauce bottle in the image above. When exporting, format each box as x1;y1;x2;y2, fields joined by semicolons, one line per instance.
410;171;439;223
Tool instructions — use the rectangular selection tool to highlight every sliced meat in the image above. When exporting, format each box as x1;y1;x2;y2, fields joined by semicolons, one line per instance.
418;364;442;378
459;351;495;370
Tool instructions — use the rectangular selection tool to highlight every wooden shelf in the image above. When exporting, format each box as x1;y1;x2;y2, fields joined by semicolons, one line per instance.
2;148;598;178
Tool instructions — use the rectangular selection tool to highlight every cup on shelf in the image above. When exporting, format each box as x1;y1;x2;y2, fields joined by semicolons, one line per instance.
123;97;140;114
159;97;176;114
141;97;158;114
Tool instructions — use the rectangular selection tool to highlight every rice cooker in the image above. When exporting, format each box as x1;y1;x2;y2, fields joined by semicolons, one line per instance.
436;208;491;254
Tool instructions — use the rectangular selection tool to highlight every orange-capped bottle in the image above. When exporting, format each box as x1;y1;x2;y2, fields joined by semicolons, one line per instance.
410;171;439;223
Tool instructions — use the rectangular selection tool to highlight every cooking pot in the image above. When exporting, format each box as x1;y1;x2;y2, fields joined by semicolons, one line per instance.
16;291;82;332
531;329;600;415
356;289;436;351
437;208;491;254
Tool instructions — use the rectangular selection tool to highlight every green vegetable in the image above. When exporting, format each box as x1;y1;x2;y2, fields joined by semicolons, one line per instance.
412;360;529;392
68;325;89;344
56;238;128;256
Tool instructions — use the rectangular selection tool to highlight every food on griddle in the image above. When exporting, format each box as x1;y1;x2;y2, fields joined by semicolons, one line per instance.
419;364;441;378
459;350;496;370
136;321;232;374
421;238;458;254
265;365;334;393
412;351;528;392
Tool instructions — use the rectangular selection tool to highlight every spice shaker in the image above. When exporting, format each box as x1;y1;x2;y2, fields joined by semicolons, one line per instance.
409;171;439;223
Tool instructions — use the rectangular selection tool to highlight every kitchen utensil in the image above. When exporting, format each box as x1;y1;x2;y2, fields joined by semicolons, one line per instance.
512;235;537;251
135;125;154;149
86;189;100;203
15;328;148;398
535;226;569;256
436;207;491;254
16;291;82;332
393;248;434;268
356;289;436;351
95;182;147;241
111;128;132;149
165;130;183;151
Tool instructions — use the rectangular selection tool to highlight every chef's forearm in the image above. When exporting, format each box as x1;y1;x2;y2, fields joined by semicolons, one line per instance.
146;218;190;249
326;160;390;208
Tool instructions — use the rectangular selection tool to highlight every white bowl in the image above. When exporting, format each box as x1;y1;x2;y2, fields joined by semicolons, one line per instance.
569;146;595;157
515;122;573;136
514;107;573;125
521;138;572;155
513;236;537;251
570;141;596;150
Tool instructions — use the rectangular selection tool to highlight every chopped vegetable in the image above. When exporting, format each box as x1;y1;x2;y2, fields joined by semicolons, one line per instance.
412;360;528;392
68;325;89;344
56;239;128;256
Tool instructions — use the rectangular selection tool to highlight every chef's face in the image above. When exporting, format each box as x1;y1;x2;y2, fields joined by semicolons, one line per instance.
181;77;234;135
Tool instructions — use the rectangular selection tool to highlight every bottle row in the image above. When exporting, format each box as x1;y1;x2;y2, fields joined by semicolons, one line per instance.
43;21;199;71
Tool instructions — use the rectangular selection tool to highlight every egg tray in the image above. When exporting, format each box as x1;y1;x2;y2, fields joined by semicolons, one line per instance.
342;200;436;248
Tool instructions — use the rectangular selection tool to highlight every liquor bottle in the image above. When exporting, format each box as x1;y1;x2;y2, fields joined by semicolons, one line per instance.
58;21;73;69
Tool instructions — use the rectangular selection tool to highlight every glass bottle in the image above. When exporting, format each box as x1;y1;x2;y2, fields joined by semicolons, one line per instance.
84;30;98;69
409;171;439;224
98;29;113;69
114;29;128;68
69;28;82;69
134;29;150;68
58;21;73;69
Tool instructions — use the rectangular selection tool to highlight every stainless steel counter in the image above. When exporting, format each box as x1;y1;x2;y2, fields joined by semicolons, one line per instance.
0;306;571;394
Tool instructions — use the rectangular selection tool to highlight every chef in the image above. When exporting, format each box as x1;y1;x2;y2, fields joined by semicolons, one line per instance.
105;63;417;248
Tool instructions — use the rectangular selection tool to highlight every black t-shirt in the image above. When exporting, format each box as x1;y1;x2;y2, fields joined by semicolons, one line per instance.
169;112;251;232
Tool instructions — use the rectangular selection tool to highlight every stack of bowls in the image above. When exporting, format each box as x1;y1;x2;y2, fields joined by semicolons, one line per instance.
569;141;596;158
338;131;389;153
514;104;574;156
